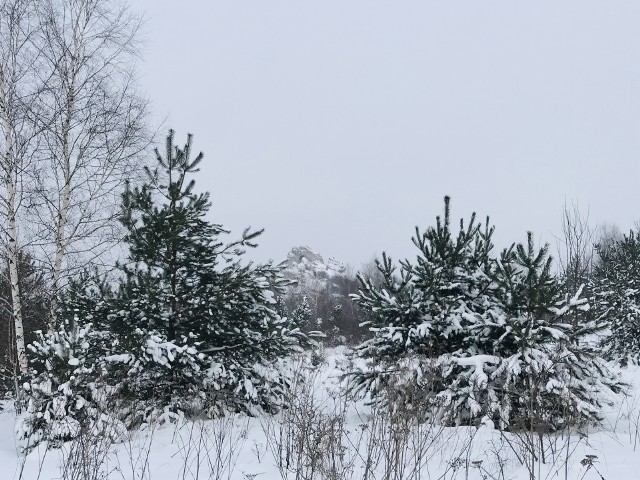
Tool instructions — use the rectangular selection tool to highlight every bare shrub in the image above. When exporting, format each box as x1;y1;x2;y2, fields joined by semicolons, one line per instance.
349;379;452;480
113;423;155;480
171;415;249;480
556;200;596;294
496;370;586;480
60;425;115;480
260;356;355;480
612;388;640;451
262;353;452;480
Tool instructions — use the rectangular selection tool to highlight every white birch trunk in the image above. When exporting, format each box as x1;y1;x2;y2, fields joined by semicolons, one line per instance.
0;72;28;375
49;124;72;328
49;173;70;328
7;173;27;375
48;15;77;328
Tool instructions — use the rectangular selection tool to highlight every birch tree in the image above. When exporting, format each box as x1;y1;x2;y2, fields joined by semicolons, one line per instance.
0;0;40;375
30;0;149;326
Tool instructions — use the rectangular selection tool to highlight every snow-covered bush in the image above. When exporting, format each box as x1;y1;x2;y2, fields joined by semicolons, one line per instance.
347;198;624;430
17;320;125;450
97;327;210;424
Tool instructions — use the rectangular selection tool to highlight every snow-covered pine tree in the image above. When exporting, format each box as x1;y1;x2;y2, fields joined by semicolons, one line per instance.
591;230;640;365
290;296;313;331
109;130;308;417
472;234;623;429
347;199;623;430
347;197;499;403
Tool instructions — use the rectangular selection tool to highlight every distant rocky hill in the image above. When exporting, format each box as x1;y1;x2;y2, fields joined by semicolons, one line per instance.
279;246;369;345
280;246;346;294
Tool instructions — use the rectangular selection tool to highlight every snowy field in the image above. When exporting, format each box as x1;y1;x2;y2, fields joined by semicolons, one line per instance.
2;348;640;480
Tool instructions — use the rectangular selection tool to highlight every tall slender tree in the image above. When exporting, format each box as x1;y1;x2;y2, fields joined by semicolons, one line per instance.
0;0;41;375
29;0;149;327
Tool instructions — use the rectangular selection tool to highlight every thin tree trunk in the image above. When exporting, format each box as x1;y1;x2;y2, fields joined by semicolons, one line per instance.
49;149;71;328
48;25;78;329
7;177;27;375
0;76;27;375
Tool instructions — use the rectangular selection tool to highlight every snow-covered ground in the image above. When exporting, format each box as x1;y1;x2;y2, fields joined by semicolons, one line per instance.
2;348;640;480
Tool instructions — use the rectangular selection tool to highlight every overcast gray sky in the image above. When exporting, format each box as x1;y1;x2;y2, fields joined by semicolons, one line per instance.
131;0;640;268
